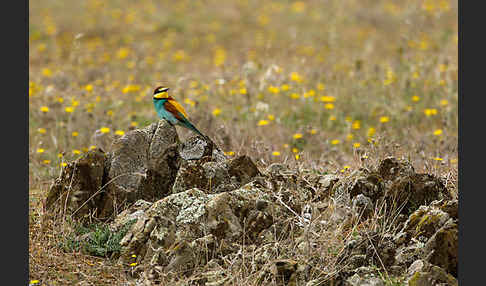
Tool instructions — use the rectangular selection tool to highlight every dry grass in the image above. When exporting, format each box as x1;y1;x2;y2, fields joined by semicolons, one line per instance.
29;0;457;284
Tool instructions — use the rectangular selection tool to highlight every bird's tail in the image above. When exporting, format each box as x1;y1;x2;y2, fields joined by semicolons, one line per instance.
184;121;207;138
184;121;222;152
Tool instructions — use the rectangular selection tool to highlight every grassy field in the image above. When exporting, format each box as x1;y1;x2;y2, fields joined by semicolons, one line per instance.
29;0;457;284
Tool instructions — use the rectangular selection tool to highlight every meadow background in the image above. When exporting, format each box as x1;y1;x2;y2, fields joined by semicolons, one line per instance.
29;0;457;283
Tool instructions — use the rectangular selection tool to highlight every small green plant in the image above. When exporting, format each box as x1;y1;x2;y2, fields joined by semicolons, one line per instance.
60;219;137;258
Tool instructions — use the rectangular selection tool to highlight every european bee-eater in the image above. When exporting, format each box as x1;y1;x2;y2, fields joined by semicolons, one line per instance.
152;86;206;138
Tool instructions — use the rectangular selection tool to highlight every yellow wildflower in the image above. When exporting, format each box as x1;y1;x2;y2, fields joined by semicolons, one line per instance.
115;130;125;136
225;151;235;156
412;95;420;102
380;116;390;123
257;120;269;126
65;106;75;113
293;133;303;139
310;129;317;135
36;148;45;154
268;86;280;94
367;127;376;137
72;131;79;137
117;47;130;59
281;84;290;91
272;151;281;156
212;108;222;116
320;96;336;103
292;148;299;153
240;88;247;95
424;108;438;116
317;82;325;91
72;149;81;155
353;142;361;148
290;72;303;83
60;162;67;167
331;139;340;145
40;106;49;113
267;114;275;121
100;127;110;134
324;103;335;110
290;93;300;99
440;99;449;106
433;157;443;161
38;128;46;134
85;84;93;92
433;129;443;136
346;134;353;141
42;68;52;77
352;120;361;130
173;50;187;62
329;115;336;121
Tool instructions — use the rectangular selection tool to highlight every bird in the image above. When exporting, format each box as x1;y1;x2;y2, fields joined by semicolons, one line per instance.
152;86;206;138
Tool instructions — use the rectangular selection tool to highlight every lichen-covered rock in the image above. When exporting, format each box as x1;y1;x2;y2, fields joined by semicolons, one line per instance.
394;203;451;244
46;120;183;220
117;184;284;267
423;219;458;277
352;194;373;219
390;200;458;279
102;120;180;218
378;157;415;181
172;154;260;194
330;158;450;217
346;274;385;286
406;260;458;286
331;169;384;206
45;148;107;218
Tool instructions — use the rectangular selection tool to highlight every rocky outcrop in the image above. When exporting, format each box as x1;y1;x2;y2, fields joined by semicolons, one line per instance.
45;120;263;220
45;122;457;285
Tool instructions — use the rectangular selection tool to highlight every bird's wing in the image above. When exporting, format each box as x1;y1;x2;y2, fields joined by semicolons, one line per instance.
164;99;189;122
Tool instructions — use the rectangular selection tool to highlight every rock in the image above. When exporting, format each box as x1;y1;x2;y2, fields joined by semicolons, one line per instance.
45;148;107;218
395;204;451;245
332;169;383;206
352;194;373;218
391;200;457;279
406;260;458;286
378;157;415;181
179;136;215;161
117;184;283;266
388;173;450;215
103;120;180;217
424;219;458;277
45;120;248;220
172;155;260;194
346;274;385;286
